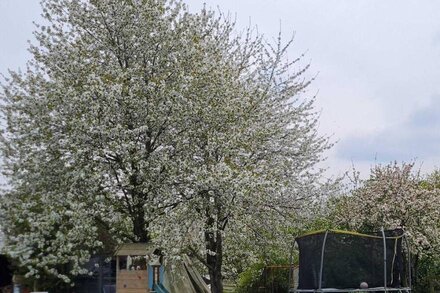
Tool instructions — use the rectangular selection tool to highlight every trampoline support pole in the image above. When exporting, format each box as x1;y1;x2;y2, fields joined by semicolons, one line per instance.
318;230;329;292
287;240;295;293
403;234;412;289
381;227;387;293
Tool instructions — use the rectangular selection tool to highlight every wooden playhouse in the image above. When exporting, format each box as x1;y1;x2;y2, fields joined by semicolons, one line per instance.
115;243;163;293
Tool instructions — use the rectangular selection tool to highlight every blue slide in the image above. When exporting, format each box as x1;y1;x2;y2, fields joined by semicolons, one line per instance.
153;283;170;293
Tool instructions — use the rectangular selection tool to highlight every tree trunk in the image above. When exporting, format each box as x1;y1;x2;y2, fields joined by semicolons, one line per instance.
205;216;224;293
132;207;150;243
209;262;223;293
413;254;419;289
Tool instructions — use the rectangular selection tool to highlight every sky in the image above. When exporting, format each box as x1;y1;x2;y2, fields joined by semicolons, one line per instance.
1;0;440;179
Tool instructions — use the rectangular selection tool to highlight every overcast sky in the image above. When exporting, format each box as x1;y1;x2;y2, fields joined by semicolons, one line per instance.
1;0;440;178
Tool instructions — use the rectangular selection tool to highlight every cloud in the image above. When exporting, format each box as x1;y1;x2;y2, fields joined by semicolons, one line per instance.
337;95;440;163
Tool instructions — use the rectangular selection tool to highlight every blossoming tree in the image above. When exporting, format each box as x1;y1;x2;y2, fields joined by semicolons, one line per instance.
333;162;440;289
0;0;331;291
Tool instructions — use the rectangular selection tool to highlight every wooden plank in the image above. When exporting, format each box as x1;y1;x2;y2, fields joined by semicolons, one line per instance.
117;279;149;289
118;270;148;275
117;289;149;293
117;276;148;281
117;270;148;280
183;255;210;293
117;275;148;279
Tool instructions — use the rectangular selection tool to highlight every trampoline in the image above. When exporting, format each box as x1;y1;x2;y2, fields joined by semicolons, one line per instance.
288;229;412;293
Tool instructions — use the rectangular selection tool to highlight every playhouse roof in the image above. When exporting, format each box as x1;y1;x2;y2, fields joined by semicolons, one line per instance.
114;243;155;256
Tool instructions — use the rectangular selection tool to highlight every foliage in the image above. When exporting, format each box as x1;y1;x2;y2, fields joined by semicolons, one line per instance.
413;255;440;293
0;0;331;290
414;169;440;292
421;169;440;190
235;262;266;293
235;256;290;293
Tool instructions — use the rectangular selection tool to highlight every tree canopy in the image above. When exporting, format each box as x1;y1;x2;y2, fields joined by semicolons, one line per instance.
0;0;331;291
334;162;440;256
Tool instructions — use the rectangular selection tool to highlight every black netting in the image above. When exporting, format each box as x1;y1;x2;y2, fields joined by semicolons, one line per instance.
0;255;12;287
296;230;406;290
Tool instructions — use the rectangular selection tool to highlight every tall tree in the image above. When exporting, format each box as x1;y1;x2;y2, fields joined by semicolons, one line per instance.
0;0;331;291
149;19;331;293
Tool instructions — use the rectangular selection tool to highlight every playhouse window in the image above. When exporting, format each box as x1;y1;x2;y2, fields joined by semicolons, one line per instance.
118;256;127;270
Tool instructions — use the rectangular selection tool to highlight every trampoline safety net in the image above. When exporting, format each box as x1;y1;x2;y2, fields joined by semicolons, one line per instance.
295;229;409;290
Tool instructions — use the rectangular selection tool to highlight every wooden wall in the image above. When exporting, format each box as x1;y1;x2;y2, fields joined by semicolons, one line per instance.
117;270;149;293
